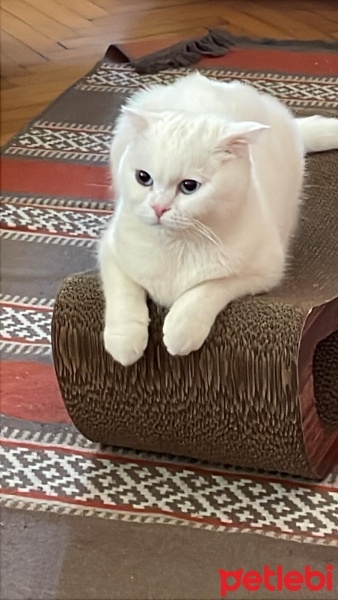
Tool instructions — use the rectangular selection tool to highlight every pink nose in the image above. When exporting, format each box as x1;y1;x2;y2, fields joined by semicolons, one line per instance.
152;204;171;219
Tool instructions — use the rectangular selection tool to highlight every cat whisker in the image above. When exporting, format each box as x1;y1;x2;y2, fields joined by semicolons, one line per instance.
191;219;225;254
173;213;221;249
163;213;225;257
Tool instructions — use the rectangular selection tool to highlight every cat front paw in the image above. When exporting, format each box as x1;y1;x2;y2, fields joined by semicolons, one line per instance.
104;323;148;366
163;309;211;356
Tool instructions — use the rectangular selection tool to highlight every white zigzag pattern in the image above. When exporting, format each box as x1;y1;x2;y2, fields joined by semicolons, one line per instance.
12;126;112;154
0;294;54;308
0;230;96;247
1;444;337;539
1;305;51;343
35;121;114;132
0;341;51;355
1;424;337;487
75;63;338;108
1;194;112;211
1;202;109;238
4;147;109;163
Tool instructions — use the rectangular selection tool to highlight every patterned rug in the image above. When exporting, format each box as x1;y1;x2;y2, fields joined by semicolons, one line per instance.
1;36;338;600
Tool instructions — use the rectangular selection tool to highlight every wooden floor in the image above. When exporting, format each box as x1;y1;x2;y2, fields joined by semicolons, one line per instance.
1;0;337;146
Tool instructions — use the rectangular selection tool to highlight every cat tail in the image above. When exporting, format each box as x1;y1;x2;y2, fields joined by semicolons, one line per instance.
296;115;338;153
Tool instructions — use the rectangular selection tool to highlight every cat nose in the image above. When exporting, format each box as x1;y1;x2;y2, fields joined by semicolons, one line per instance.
152;204;171;219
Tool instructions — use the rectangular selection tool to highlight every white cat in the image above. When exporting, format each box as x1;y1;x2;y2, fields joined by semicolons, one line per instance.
99;73;338;366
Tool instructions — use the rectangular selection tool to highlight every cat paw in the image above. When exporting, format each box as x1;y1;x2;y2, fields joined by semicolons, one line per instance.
163;309;211;356
104;323;148;366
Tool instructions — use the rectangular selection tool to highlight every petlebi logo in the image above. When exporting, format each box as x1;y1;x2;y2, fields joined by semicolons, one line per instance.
219;565;334;597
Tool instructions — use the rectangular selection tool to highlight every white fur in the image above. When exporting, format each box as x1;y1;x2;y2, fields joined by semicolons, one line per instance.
99;73;338;366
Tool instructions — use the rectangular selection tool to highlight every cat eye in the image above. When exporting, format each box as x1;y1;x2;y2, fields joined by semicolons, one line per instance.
135;170;153;186
179;179;201;195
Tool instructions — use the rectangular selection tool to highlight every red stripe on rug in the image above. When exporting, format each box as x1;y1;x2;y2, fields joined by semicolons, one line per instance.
200;47;338;75
0;302;53;312
0;361;71;423
1;157;112;201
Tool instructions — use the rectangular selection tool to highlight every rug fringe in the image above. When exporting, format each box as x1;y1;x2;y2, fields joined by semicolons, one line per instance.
116;29;338;75
130;29;235;74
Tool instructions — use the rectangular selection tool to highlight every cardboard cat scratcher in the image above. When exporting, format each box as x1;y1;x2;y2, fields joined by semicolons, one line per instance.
52;150;338;480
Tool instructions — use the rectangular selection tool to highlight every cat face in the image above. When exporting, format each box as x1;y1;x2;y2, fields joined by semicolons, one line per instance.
117;109;267;231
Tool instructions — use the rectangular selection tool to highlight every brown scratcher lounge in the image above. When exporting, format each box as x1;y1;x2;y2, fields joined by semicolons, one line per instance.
52;150;338;480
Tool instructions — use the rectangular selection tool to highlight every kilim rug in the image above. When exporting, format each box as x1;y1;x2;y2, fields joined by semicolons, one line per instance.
1;34;338;600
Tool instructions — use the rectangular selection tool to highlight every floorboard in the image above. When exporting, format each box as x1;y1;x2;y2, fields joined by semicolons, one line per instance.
1;0;337;146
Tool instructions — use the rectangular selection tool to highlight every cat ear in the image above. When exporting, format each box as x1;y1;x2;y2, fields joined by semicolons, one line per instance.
219;122;269;157
122;106;160;132
121;107;150;132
